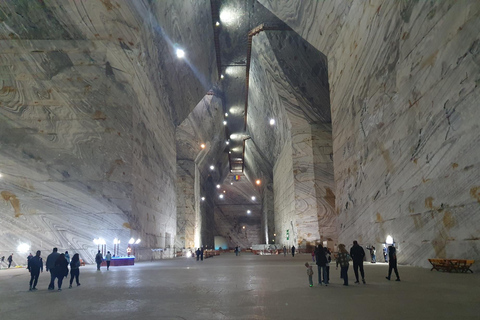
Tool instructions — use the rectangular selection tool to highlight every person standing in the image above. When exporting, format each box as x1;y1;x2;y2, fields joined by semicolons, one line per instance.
291;246;296;257
315;245;328;286
7;254;13;268
336;244;350;286
46;248;60;290
65;251;70;264
196;248;200;261
235;246;239;256
283;246;287;257
324;247;332;283
350;240;366;284
28;250;43;291
95;250;103;271
305;262;314;287
200;246;204;261
106;251;112;270
27;253;33;264
54;254;69;291
69;253;81;288
386;245;401;281
383;246;388;263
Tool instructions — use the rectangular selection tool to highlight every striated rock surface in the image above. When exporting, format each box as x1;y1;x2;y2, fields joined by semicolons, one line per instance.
259;0;480;268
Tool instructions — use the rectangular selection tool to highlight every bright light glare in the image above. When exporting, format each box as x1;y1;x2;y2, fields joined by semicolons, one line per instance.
215;21;220;27
219;194;224;199
201;197;205;201
226;141;229;145
0;173;3;178
176;48;185;58
247;210;251;214
230;134;238;140
114;238;118;245
223;121;227;125
242;226;246;229
17;243;30;253
269;119;275;125
200;143;206;149
386;235;394;245
256;179;261;185
220;9;236;24
225;113;228;117
216;184;221;189
210;165;215;170
186;251;192;258
129;238;135;244
251;196;256;201
135;239;141;244
220;74;224;79
230;182;233;185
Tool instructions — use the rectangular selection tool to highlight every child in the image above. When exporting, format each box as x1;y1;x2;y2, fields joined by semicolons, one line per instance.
305;262;314;287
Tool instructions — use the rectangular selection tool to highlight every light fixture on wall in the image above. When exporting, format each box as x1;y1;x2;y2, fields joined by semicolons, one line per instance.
201;197;205;201
251;196;256;201
176;48;185;59
225;113;228;117
216;184;221;189
230;182;233;185
269;119;275;125
223;121;227;125
200;143;206;149
247;210;251;214
216;21;220;27
220;74;224;79
210;165;215;170
255;179;261;185
226;141;230;145
223;190;226;194
242;226;246;229
219;194;224;199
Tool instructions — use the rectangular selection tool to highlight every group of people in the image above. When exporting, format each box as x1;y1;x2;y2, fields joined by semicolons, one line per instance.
305;241;401;287
195;247;205;261
22;248;82;291
282;245;296;257
0;254;14;268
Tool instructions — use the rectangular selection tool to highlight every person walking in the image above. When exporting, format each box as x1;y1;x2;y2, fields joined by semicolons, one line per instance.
200;246;204;261
383;246;388;263
324;247;332;283
291;246;296;257
105;251;112;270
69;253;81;288
65;251;70;264
315;244;328;286
350;240;366;284
283;246;287;257
386;245;401;281
235;246;239;256
336;244;351;286
195;248;200;261
95;250;103;271
54;253;69;291
46;248;60;290
7;254;13;268
305;262;314;287
28;250;43;291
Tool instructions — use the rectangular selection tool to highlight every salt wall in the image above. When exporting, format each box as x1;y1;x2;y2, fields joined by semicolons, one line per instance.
259;0;480;268
0;1;216;262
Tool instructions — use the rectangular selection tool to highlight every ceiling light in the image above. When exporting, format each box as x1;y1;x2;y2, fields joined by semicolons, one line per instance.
230;182;233;185
219;194;224;199
226;141;229;145
269;119;275;125
129;238;135;244
247;210;251;214
220;9;236;25
223;190;226;194
216;21;220;26
220;74;224;79
176;48;185;58
256;179;261;185
17;243;30;253
242;226;246;229
200;143;206;149
216;184;221;189
223;121;227;125
228;151;232;154
230;134;238;139
210;165;215;170
201;197;205;201
225;113;228;117
251;196;256;201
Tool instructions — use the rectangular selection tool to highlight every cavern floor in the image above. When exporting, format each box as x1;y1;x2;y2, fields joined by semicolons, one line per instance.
0;253;478;320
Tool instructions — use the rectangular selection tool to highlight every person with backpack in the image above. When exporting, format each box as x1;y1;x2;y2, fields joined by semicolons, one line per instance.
386;244;401;281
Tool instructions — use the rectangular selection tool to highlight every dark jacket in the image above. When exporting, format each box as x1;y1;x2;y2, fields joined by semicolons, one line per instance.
315;248;328;266
55;257;69;277
95;253;103;263
28;256;43;274
46;252;60;270
70;260;80;270
350;244;365;262
388;246;397;261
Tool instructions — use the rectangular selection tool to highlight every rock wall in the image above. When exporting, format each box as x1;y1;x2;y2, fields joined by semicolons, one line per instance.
259;0;480;267
0;0;216;262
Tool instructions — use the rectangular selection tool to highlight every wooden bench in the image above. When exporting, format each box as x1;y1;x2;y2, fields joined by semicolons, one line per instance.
428;259;474;273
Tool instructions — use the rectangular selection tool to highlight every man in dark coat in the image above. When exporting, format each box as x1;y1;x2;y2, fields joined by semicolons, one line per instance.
28;250;43;291
350;241;366;284
95;250;103;270
291;246;296;257
386;245;401;281
46;248;60;290
315;245;328;285
7;254;13;268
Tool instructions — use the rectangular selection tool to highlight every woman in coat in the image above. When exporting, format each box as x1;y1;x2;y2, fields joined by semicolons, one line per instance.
336;244;351;286
69;253;81;288
54;253;69;291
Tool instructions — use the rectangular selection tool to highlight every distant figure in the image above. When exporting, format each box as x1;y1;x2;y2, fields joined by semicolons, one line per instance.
196;248;200;261
7;254;13;268
235;246;239;256
291;246;296;257
367;246;376;263
1;256;4;263
324;247;332;282
65;251;70;264
386;245;400;281
106;251;112;270
200;246;204;261
69;253;81;288
336;244;350;286
28;250;43;291
54;253;69;291
315;245;328;286
95;250;103;271
46;248;60;290
27;253;33;264
305;262;314;287
283;246;287;257
237;246;240;256
311;249;315;262
383;246;388;263
350;240;366;284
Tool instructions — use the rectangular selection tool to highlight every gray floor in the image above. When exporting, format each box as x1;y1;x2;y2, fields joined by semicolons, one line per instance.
0;253;479;320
